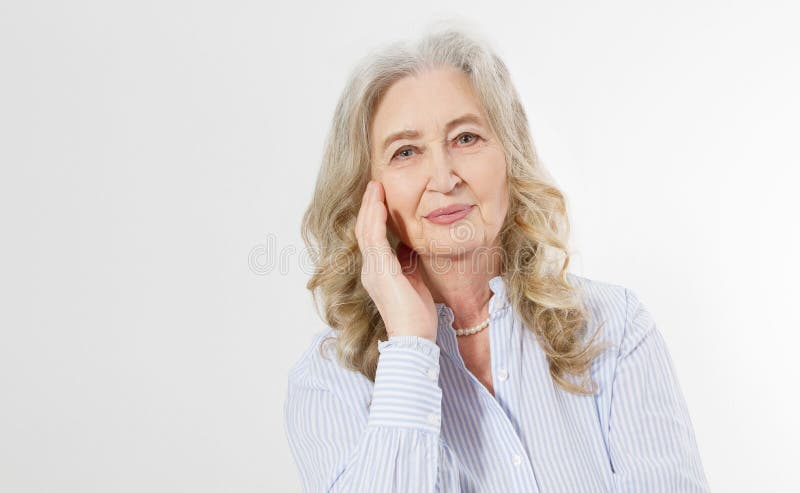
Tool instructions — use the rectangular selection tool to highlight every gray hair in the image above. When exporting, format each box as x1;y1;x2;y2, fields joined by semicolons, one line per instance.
303;20;610;395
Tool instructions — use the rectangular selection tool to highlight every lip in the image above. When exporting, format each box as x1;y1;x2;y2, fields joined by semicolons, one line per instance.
425;204;474;225
426;203;473;218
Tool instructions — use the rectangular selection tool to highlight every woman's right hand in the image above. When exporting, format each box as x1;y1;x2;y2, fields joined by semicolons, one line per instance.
355;180;438;343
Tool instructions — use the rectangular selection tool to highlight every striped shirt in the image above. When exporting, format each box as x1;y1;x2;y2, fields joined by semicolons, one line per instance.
283;273;710;492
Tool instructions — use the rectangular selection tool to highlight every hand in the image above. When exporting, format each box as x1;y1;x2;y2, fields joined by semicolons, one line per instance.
355;180;438;343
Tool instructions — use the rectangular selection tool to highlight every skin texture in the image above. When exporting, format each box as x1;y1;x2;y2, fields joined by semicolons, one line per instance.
358;66;510;396
355;181;439;345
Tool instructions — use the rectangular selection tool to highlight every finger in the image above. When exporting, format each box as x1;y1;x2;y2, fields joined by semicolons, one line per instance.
359;182;384;275
363;181;388;249
373;183;392;244
363;183;397;280
355;181;373;252
362;181;377;244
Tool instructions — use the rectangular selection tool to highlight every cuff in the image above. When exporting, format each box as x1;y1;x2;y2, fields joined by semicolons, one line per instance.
367;335;443;434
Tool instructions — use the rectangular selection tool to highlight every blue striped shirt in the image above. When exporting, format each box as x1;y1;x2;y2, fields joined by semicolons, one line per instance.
284;273;710;492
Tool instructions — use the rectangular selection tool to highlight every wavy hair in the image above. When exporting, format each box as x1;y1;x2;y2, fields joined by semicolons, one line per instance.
300;21;612;395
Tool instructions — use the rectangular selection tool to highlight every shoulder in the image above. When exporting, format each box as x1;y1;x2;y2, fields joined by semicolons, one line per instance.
286;326;373;403
566;272;628;307
565;272;652;360
566;271;628;326
287;326;339;389
287;328;329;389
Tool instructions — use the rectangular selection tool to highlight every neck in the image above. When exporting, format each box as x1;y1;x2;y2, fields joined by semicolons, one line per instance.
417;251;501;331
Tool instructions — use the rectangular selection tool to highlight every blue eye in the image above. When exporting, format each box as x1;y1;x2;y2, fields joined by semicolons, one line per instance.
390;133;481;162
457;132;480;145
392;147;415;160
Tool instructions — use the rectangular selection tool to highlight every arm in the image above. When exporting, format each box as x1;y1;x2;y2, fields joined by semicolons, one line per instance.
608;288;711;492
284;335;461;492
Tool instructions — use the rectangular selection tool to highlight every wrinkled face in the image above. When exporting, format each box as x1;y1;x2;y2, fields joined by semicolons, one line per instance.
369;66;509;258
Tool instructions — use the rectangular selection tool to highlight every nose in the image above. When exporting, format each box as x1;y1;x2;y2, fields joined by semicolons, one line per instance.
425;145;462;193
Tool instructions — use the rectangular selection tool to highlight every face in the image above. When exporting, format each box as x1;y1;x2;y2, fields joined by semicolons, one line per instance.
369;66;509;258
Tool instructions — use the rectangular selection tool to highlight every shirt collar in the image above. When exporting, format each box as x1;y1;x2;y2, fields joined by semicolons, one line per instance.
434;275;510;358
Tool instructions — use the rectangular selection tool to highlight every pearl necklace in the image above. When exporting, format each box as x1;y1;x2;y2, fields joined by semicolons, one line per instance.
454;315;491;337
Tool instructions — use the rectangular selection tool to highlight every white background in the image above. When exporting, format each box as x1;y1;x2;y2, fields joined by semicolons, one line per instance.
1;1;798;491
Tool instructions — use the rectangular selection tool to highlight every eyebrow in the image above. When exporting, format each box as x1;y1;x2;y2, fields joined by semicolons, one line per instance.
379;113;486;156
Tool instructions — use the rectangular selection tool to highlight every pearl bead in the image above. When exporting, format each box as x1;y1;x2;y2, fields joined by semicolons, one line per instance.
454;316;490;337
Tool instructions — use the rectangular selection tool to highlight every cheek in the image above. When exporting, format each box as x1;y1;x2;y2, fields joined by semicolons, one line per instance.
386;191;416;220
473;153;508;219
383;175;424;214
382;186;419;232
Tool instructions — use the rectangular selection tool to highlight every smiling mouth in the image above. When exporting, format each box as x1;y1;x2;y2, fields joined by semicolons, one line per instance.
424;205;474;224
436;208;468;218
425;204;473;219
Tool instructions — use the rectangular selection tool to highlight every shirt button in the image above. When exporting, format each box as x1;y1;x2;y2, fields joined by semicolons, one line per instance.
425;367;439;380
512;454;522;466
427;413;440;425
497;368;509;381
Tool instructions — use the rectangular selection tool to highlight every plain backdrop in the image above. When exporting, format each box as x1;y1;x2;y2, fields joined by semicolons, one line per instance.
1;1;798;492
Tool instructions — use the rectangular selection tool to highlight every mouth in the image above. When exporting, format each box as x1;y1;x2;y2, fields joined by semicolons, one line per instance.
425;203;473;219
424;204;475;225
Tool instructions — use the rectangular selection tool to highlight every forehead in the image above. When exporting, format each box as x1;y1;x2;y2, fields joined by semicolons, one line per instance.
370;67;487;143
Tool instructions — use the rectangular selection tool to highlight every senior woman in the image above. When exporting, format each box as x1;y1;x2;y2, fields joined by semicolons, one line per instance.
284;26;709;492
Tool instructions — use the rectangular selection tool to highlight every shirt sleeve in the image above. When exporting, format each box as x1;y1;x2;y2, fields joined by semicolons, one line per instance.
608;288;711;492
284;334;461;492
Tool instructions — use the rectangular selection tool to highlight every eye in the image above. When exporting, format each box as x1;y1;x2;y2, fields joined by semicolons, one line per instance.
456;132;481;145
391;146;416;161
